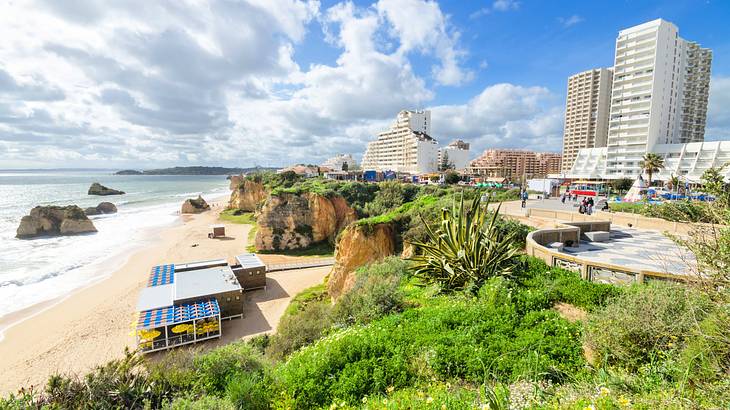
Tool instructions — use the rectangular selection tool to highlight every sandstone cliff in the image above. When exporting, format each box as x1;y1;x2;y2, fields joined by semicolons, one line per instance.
327;223;396;300
228;179;267;212
16;205;97;238
181;196;210;214
88;182;125;196
254;192;356;251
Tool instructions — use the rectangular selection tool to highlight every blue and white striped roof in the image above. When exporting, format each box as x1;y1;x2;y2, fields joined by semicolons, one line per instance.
136;299;220;330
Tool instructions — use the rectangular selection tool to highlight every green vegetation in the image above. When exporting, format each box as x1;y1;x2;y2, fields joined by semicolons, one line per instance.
610;200;721;223
253;241;334;257
610;177;634;195
218;209;255;224
410;196;521;292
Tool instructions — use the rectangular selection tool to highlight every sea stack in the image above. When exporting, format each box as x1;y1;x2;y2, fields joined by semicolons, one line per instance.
84;202;118;216
16;205;97;238
181;196;210;214
88;182;125;196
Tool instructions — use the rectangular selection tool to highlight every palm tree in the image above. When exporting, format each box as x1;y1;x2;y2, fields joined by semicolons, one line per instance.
639;153;665;186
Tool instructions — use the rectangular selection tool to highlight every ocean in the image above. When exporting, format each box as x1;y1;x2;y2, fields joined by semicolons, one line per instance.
0;170;230;329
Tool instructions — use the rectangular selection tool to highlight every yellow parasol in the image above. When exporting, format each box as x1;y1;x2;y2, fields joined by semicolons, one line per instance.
138;329;161;340
171;324;194;334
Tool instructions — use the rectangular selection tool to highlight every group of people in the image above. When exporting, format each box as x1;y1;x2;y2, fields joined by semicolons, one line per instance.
578;196;595;215
560;192;580;203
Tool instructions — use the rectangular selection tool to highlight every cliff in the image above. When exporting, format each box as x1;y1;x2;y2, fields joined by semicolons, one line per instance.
228;179;267;212
181;196;210;214
88;182;125;196
16;205;97;238
327;223;396;300
254;192;356;251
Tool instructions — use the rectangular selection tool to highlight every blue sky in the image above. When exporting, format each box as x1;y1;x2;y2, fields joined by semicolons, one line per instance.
0;0;729;168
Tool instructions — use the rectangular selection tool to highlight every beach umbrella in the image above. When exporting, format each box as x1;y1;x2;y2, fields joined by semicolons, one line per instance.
138;329;161;341
171;324;193;334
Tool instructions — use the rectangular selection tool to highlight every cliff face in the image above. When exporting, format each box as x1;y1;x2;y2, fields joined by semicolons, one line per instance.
327;223;396;300
228;180;267;212
254;192;355;251
16;205;97;238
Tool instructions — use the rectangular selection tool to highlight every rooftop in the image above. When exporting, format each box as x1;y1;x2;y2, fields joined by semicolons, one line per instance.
174;266;241;301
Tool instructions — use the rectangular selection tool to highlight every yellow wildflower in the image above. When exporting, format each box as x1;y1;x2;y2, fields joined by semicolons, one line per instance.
618;396;631;407
599;386;610;396
362;397;368;403
386;386;395;393
426;397;434;404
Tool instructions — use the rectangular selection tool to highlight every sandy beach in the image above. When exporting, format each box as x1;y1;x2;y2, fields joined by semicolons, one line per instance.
0;198;331;395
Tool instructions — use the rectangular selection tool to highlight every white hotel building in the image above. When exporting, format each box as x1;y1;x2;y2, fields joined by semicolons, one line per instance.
361;110;440;174
567;19;730;181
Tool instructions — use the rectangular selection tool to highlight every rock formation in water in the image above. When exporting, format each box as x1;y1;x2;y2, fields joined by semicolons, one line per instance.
254;192;356;251
16;205;97;238
88;182;125;196
228;179;267;212
327;223;396;300
84;202;118;216
181;195;210;214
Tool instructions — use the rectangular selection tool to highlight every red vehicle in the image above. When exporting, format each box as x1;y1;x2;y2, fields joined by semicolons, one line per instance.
567;181;608;197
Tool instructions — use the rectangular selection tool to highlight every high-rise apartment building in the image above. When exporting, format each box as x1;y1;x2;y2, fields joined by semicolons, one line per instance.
468;149;561;180
605;19;712;178
561;68;613;173
361;110;439;174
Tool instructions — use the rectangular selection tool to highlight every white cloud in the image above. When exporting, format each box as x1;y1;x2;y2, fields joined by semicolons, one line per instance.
0;0;561;169
492;0;519;12
558;15;584;28
430;83;564;154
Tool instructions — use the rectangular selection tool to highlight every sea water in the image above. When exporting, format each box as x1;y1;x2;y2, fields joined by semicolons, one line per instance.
0;170;229;328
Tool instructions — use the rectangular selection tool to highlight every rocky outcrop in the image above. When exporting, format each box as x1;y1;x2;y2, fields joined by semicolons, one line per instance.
229;174;244;190
181;196;210;214
84;202;118;216
16;205;97;238
254;192;356;251
228;179;267;212
327;223;396;300
88;182;125;196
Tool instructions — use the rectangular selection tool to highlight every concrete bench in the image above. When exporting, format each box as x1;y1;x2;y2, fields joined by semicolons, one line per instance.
584;231;610;242
547;242;564;252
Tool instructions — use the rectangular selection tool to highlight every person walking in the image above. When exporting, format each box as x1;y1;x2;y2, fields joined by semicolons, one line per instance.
586;197;594;215
561;193;566;204
521;190;528;208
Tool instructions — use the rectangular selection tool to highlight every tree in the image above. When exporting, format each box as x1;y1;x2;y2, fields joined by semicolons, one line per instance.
439;151;454;172
444;171;461;185
611;178;633;195
341;161;349;172
639;152;665;186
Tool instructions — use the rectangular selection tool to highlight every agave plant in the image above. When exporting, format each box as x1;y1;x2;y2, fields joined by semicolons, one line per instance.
409;194;521;292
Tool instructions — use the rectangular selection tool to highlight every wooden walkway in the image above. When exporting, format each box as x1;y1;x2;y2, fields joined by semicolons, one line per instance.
266;258;335;272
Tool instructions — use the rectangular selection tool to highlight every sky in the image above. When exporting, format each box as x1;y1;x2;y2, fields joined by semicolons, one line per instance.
1;0;729;169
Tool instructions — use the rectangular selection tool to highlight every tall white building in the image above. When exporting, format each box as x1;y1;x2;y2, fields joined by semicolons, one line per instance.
567;19;723;181
561;68;613;173
361;110;439;174
438;140;471;170
605;18;712;178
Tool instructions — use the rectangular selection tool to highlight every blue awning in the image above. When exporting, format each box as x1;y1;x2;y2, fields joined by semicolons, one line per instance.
136;299;220;330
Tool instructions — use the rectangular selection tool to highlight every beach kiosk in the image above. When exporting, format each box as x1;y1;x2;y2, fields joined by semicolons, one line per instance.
135;260;243;353
208;224;226;238
232;253;267;290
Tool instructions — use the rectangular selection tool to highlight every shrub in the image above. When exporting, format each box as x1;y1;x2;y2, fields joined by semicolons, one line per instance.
171;396;236;410
193;342;268;394
225;373;272;410
363;181;420;217
332;257;408;326
409;196;522;292
679;305;730;382
585;282;712;369
266;300;333;360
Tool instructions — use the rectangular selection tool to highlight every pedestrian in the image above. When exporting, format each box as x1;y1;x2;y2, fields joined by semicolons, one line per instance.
521;190;528;208
579;198;586;214
561;193;566;204
587;197;594;215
